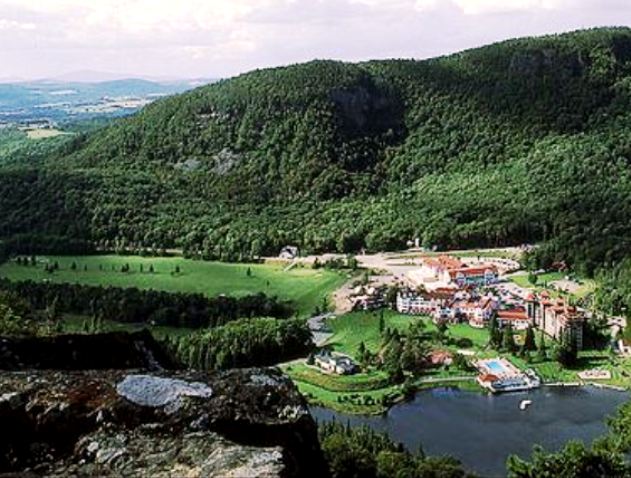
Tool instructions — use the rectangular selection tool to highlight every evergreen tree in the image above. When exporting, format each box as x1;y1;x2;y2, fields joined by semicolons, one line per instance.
378;310;385;335
502;323;517;353
537;332;548;361
488;314;502;349
528;271;538;286
357;341;367;365
524;326;537;351
554;331;578;367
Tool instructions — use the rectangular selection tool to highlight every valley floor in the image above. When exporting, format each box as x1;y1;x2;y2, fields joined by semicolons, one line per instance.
0;254;347;316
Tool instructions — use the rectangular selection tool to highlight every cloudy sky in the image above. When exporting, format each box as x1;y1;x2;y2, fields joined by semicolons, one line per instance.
0;0;629;81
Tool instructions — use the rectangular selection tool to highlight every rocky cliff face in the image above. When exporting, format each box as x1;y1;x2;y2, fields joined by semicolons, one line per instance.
0;333;328;478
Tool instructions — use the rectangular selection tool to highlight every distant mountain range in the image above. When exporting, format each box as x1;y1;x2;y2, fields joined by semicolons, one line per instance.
0;77;216;125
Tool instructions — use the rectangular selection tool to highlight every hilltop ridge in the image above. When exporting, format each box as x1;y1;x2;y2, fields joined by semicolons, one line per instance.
2;27;631;272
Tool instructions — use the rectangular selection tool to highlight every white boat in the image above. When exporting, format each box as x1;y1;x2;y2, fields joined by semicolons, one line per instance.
519;399;532;410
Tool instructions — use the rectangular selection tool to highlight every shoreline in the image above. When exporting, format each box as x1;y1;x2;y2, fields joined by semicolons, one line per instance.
302;379;629;416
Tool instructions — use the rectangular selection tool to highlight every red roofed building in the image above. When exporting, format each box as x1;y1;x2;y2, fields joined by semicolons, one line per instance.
420;255;498;289
497;308;532;330
452;296;498;328
526;294;584;349
449;266;499;288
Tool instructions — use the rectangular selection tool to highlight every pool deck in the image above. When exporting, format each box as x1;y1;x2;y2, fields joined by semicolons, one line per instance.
475;357;541;393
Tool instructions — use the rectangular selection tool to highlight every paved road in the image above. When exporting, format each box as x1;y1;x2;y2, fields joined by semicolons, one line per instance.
307;312;335;346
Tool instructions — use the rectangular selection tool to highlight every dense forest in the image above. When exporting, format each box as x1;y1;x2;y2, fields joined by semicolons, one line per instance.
167;317;313;370
318;421;472;478
0;279;292;329
2;28;631;272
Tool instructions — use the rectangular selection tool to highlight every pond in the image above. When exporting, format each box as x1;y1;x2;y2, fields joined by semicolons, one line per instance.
311;386;628;477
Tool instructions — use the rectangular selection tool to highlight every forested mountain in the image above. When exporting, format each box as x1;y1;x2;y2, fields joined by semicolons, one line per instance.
2;27;631;273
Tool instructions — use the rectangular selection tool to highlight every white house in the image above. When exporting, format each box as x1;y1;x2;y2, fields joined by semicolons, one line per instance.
314;351;358;375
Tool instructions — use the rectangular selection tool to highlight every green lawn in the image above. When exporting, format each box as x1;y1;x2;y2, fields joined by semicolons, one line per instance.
325;310;415;356
510;271;565;288
509;272;597;300
284;362;390;392
291;380;400;415
0;255;347;315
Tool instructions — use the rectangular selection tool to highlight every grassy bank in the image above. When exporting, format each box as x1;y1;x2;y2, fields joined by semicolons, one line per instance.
0;255;347;315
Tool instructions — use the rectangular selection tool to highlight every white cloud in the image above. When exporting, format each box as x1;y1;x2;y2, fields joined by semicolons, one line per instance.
0;0;284;33
414;0;574;14
453;0;571;14
415;0;441;11
0;0;627;79
0;18;36;30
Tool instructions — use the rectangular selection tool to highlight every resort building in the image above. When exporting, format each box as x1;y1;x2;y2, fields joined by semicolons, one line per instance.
449;266;499;288
526;292;585;349
475;357;540;393
407;255;498;291
396;288;452;315
429;350;454;367
452;296;498;328
314;351;359;375
351;285;386;311
496;308;532;330
396;288;499;328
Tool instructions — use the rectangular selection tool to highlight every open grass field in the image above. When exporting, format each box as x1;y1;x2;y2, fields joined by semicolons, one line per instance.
24;128;68;140
509;271;565;288
285;362;390;392
0;255;347;315
290;380;400;414
324;310;415;356
509;271;596;299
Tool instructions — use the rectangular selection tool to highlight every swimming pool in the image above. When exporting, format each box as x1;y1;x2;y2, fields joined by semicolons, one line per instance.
486;360;507;374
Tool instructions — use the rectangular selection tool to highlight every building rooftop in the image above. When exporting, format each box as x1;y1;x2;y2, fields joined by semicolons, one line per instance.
497;308;529;321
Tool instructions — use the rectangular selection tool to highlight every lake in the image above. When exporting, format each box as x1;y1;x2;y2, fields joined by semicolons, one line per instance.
311;386;628;477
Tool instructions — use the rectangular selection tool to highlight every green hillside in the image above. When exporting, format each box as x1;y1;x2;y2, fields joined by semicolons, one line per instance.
2;27;631;272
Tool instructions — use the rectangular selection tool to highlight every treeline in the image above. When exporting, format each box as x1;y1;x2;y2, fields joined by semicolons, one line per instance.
167;317;312;370
592;259;631;320
0;279;293;329
319;421;473;478
0;234;95;258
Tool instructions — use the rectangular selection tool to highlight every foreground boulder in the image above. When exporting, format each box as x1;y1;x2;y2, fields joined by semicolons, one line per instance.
0;359;327;477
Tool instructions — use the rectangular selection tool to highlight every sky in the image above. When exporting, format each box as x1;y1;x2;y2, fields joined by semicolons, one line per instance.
0;0;629;81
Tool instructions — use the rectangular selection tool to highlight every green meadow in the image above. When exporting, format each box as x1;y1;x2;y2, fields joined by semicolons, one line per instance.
0;255;347;315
